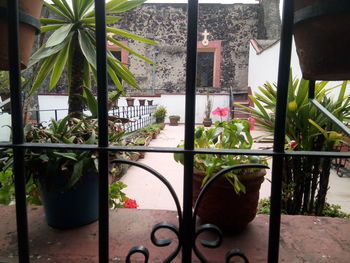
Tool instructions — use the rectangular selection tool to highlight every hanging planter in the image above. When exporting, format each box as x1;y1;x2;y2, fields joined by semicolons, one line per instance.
0;0;43;70
293;0;350;80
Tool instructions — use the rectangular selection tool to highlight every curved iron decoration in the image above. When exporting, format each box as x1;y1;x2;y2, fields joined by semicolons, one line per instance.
151;222;181;262
126;246;149;263
226;249;249;263
192;163;268;262
193;224;223;262
111;159;183;261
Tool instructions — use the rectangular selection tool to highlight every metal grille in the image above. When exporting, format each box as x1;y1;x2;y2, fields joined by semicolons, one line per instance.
3;0;349;262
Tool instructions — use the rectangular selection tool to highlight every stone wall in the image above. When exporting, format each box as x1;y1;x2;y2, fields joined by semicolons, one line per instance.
113;3;259;94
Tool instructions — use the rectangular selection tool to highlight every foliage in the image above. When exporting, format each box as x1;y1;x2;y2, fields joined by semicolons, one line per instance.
235;74;350;215
153;106;167;119
0;116;129;206
28;0;156;117
258;198;350;218
169;115;180;121
174;119;267;194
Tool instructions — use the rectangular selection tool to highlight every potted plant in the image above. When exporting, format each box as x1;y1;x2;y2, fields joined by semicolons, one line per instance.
28;0;156;118
0;0;43;70
203;91;213;127
293;0;350;80
0;116;133;228
169;115;180;126
235;75;350;215
108;90;122;108
153;106;167;124
174;119;268;232
126;97;135;107
138;99;146;106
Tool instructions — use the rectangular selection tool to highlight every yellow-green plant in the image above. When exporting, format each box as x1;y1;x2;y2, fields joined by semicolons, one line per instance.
235;74;350;215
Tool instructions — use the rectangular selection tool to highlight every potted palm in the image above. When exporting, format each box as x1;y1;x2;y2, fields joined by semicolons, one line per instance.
174;119;268;232
235;75;350;215
153;106;167;124
169;115;180;126
28;0;156;118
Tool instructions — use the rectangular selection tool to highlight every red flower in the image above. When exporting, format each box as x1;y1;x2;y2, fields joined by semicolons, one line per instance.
212;107;230;117
124;198;138;208
290;140;298;149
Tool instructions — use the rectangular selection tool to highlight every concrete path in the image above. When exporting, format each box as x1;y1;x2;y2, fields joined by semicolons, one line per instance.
121;124;350;213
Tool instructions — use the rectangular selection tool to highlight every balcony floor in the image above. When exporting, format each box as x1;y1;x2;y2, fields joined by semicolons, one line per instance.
0;205;349;263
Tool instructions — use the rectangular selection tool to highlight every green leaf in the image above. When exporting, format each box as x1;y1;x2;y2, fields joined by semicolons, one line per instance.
49;40;70;89
43;2;71;20
41;24;66;33
83;87;98;117
40;17;67;24
67;160;84;189
337;81;347;105
78;0;94;18
107;63;124;91
53;152;78;161
106;36;156;65
110;0;145;13
30;55;57;95
78;29;97;69
57;115;70;134
107;27;158;45
46;24;74;47
51;0;74;20
83;61;91;89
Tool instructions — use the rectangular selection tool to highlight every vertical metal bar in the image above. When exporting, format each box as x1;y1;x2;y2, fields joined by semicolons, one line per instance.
268;1;294;262
7;0;30;262
308;80;315;99
94;1;109;263
55;109;58;121
182;0;198;261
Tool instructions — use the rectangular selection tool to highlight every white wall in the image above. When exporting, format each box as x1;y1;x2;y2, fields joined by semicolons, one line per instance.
0;113;11;142
38;94;230;124
248;38;349;100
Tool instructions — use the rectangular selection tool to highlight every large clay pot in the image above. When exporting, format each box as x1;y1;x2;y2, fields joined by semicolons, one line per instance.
0;0;43;70
193;169;266;232
293;0;350;80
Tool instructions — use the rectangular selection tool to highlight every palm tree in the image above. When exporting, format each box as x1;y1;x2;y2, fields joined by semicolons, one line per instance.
28;0;156;117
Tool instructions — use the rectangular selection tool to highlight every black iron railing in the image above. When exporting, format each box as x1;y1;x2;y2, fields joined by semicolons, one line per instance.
2;0;349;262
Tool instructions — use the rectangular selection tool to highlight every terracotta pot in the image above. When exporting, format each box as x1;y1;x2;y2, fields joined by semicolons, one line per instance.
126;98;134;107
202;118;212;127
293;0;350;80
147;100;153;106
169;117;179;126
139;99;146;106
193;169;266;232
0;0;43;70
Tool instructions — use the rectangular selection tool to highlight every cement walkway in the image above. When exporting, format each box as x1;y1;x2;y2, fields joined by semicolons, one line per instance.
121;124;350;213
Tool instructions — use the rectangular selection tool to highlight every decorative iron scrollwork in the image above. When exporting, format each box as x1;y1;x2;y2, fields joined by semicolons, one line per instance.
151;222;181;262
126;245;149;263
226;249;249;263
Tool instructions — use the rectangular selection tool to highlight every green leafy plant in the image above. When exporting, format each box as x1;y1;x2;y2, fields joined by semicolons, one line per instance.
153;106;167;123
0;116;129;206
174;119;267;194
235;74;350;215
169;115;180;121
28;0;157;117
204;90;212;119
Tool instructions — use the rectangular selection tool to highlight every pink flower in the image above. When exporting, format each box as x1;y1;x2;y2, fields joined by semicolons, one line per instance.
124;198;138;208
212;107;230;117
290;140;298;149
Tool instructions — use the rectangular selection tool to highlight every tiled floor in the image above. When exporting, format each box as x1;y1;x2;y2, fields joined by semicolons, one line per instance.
121;124;350;213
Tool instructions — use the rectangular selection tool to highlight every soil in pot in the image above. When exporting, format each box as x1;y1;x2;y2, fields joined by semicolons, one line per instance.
193;169;266;232
39;172;99;229
0;0;43;69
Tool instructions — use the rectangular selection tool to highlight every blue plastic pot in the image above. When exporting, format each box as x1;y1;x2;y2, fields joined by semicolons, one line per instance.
39;172;99;229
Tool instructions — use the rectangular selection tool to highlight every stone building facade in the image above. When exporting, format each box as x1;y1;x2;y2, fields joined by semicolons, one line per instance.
112;3;260;95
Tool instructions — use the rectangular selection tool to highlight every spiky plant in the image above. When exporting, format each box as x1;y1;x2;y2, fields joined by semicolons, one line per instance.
28;0;156;117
